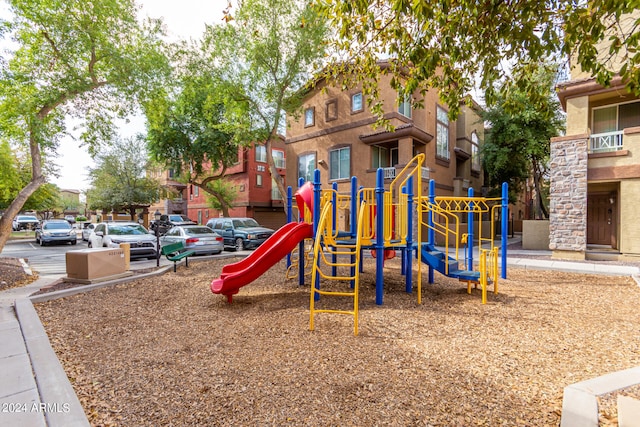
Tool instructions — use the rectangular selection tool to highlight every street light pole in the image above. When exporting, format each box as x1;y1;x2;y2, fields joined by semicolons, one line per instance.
154;209;162;267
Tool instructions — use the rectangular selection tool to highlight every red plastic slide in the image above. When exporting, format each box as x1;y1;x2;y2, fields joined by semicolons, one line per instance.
210;222;313;302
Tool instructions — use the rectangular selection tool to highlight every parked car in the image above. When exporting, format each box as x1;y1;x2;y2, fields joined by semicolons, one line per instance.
12;215;40;231
64;215;76;224
81;223;95;241
88;222;157;260
35;220;77;246
150;214;197;236
160;225;224;255
205;217;274;251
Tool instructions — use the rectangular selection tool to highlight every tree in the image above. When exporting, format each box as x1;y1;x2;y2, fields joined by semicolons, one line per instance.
0;0;169;251
205;0;329;203
0;140;60;215
146;69;242;217
87;135;162;220
481;62;565;219
316;1;640;120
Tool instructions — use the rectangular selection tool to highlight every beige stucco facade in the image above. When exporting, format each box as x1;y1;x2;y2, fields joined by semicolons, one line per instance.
553;66;640;259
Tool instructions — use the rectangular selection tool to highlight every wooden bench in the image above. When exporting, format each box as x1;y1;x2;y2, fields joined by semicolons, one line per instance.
161;241;196;272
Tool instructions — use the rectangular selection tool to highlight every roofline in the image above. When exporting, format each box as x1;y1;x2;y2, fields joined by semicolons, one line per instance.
556;75;627;110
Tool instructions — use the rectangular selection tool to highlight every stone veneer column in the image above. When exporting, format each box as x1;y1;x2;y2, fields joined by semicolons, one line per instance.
549;135;588;259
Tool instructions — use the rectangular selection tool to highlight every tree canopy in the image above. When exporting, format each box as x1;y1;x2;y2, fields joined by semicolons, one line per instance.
0;0;169;250
206;0;329;202
317;1;640;119
481;62;565;218
87;135;161;219
145;67;241;217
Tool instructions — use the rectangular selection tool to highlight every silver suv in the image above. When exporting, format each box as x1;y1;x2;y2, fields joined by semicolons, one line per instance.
88;222;157;260
12;215;40;231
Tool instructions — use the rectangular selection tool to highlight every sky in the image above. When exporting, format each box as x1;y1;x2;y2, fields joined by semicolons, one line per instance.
51;0;230;191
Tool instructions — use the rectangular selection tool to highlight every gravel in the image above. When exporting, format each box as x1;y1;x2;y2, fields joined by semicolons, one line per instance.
33;257;640;426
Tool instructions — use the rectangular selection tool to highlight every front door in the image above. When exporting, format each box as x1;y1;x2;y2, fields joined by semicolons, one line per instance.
587;194;616;247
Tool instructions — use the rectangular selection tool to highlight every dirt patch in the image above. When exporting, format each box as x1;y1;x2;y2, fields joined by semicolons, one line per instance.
35;258;640;426
0;257;38;291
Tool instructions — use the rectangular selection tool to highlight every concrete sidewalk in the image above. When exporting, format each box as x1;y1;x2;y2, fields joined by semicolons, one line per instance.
1;246;639;426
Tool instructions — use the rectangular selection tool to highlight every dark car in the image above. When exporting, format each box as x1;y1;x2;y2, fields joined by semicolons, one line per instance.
88;222;157;260
150;214;197;235
12;215;40;231
35;220;77;246
159;225;224;255
205;217;274;251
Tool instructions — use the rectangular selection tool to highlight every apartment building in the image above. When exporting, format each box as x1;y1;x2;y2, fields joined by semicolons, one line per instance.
285;67;485;206
186;139;288;229
550;12;640;259
148;168;189;220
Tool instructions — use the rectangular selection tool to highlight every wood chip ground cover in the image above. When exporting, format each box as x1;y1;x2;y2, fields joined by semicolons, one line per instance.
35;258;640;426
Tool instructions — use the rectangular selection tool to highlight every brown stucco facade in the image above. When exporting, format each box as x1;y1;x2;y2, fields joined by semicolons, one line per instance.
285;73;485;201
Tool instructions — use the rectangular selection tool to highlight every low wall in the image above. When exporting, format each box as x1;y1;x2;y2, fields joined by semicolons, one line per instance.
522;220;550;250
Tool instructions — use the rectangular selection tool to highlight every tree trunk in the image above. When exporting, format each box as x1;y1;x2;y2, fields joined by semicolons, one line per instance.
265;136;287;209
0;121;48;252
192;181;231;217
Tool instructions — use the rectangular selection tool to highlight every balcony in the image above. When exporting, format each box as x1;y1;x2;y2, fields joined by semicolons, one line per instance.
382;166;431;181
590;131;623;153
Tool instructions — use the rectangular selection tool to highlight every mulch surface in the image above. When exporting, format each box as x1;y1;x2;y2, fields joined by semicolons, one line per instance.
33;257;640;426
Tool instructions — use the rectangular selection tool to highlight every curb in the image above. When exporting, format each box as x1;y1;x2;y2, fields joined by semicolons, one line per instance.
560;366;640;427
15;299;89;427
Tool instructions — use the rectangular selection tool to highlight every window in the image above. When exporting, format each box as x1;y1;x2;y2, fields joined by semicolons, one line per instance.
593;101;640;133
298;152;315;183
330;146;350;180
304;107;315;127
271;177;280;200
372;146;388;169
326;99;338;121
197;211;202;225
398;90;412;118
436;106;450;160
256;174;263;187
194;186;199;197
272;150;285;168
256;145;267;162
352;92;363;113
471;131;481;171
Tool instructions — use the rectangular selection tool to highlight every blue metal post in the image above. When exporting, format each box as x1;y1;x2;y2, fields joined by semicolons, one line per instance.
501;182;508;279
350;177;357;237
297;178;305;286
375;168;385;305
350;177;357;286
359;186;365;274
405;177;414;294
313;170;322;299
428;179;436;284
332;182;338;277
467;187;474;272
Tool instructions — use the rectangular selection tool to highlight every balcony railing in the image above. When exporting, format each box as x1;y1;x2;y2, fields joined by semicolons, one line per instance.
590;131;623;153
382;167;396;180
382;166;431;181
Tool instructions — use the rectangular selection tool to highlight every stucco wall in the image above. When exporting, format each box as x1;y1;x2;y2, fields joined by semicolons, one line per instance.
619;179;640;255
522;220;550;250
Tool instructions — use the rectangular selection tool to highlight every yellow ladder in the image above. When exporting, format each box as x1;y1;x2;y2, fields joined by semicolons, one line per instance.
309;200;365;336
